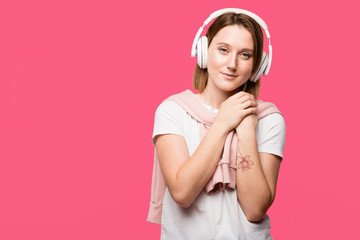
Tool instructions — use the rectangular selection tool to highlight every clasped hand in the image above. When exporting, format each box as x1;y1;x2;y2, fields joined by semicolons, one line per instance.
215;91;258;133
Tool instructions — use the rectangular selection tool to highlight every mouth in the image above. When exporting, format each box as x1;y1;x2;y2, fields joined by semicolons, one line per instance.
221;72;238;79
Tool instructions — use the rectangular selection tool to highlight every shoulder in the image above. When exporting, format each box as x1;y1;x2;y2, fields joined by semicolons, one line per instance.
152;91;195;145
259;112;286;130
153;91;191;129
258;99;286;136
155;97;185;120
155;89;193;118
257;100;285;127
257;112;286;159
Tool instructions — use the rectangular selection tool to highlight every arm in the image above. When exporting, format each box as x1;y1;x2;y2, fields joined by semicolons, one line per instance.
155;92;258;208
235;114;282;222
155;122;228;208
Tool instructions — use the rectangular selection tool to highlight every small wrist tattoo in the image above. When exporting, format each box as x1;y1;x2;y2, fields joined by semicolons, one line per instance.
237;154;254;172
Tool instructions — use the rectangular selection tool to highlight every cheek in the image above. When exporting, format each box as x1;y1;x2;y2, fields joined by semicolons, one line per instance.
208;51;225;69
240;61;253;74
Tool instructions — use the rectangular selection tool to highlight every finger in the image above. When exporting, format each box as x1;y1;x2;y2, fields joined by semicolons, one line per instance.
241;99;258;109
230;91;247;100
237;92;255;100
231;91;254;103
237;94;252;104
242;107;257;116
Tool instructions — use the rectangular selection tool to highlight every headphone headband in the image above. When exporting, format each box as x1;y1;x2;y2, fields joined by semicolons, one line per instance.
191;8;272;76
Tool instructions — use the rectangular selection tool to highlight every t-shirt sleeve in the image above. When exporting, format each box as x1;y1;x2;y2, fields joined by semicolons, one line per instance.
257;113;286;159
152;100;185;145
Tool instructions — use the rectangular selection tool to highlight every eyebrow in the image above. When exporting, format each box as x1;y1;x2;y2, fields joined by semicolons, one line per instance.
216;42;254;52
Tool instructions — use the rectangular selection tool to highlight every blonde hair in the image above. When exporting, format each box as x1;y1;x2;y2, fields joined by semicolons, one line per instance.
192;12;264;99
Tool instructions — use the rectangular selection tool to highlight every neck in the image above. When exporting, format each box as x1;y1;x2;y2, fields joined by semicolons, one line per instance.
198;84;238;109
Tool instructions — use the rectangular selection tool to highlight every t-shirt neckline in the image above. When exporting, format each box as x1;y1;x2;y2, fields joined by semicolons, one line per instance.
194;93;219;113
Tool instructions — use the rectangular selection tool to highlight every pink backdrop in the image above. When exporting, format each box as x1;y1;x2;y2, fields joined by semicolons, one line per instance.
1;0;359;239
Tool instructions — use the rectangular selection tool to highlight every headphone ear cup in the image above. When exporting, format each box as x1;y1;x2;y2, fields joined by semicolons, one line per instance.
250;52;268;82
197;36;208;69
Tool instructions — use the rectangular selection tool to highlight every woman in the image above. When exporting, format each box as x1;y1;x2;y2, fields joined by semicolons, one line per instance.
148;9;286;239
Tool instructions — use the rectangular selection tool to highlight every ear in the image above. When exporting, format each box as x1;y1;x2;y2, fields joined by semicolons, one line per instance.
197;36;208;69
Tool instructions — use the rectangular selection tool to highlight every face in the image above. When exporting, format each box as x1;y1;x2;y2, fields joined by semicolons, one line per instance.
207;24;254;94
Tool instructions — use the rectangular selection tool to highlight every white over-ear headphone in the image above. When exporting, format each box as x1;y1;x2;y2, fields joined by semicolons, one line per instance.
191;8;273;82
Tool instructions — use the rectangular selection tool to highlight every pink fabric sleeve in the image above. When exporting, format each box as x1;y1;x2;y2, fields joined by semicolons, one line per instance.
147;150;165;224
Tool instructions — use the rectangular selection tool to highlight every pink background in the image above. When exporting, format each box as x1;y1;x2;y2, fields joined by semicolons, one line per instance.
1;0;359;239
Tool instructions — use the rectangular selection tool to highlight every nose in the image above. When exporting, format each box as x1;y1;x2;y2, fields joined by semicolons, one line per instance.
227;53;237;71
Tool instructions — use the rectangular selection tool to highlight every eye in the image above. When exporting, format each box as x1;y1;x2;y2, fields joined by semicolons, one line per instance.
218;47;228;54
240;52;252;59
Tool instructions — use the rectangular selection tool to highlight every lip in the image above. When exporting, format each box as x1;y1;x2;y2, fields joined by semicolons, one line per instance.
221;72;238;79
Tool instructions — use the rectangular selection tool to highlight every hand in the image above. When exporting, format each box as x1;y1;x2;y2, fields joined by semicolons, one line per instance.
214;91;257;133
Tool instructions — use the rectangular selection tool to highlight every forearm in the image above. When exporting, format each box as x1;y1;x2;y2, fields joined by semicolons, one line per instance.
174;122;228;207
236;129;272;221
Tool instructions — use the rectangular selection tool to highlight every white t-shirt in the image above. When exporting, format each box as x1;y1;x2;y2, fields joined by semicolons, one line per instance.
152;95;286;240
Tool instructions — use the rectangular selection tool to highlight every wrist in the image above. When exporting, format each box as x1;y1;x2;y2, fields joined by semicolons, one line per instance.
236;121;257;133
236;127;256;140
211;121;230;136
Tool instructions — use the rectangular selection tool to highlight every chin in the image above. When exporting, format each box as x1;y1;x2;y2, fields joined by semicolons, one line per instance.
216;80;245;93
208;74;248;93
216;85;241;94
